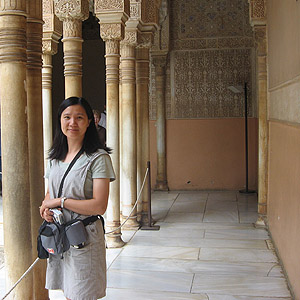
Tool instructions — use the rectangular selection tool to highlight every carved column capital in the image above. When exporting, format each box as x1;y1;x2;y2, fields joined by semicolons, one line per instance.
95;0;129;42
43;0;62;55
137;30;154;49
0;0;26;15
54;0;89;22
248;0;266;26
100;23;124;41
152;55;167;69
254;25;267;55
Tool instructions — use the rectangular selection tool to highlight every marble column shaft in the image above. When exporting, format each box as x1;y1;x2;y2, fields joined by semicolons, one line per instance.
136;47;151;224
120;41;139;228
104;39;125;247
255;25;268;223
42;53;53;172
153;56;168;190
62;19;83;98
27;3;48;299
0;5;33;299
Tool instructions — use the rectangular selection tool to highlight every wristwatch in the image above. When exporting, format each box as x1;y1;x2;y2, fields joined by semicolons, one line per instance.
61;197;67;209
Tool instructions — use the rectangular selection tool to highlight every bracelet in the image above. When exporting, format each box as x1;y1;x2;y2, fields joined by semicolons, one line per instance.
61;197;67;209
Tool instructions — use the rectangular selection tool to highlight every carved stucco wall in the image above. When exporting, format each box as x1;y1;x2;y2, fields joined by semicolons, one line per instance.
150;0;255;119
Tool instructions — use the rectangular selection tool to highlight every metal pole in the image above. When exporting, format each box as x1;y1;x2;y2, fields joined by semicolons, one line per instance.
141;161;160;230
240;82;255;194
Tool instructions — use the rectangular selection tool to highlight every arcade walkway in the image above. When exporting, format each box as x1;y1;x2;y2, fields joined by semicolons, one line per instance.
0;191;293;299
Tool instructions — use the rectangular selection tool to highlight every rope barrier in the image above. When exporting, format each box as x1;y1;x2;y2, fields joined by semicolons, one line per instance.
0;166;150;300
0;258;40;300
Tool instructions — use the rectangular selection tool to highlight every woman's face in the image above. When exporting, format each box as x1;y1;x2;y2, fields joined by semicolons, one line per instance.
61;104;90;142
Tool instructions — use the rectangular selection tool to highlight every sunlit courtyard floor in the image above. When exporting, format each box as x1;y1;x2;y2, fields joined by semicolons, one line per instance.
0;191;293;299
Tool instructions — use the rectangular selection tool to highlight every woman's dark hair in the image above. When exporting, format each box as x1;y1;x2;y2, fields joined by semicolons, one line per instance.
49;97;111;160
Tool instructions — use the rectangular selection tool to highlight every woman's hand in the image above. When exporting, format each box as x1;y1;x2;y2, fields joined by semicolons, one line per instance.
40;189;60;222
40;207;54;222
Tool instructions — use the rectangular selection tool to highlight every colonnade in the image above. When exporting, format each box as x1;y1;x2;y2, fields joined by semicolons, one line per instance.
0;0;166;298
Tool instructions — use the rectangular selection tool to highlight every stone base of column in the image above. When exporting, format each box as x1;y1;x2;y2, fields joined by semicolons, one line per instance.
105;233;126;248
121;215;140;230
140;212;149;226
155;180;169;191
255;214;267;228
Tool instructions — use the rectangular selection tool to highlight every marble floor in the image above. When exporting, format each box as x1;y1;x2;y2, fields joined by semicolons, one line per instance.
0;191;293;300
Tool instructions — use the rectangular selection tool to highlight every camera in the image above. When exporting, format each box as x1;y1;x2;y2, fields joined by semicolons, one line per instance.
50;208;65;225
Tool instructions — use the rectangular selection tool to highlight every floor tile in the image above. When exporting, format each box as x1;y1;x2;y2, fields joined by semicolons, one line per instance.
169;200;206;213
199;248;278;263
206;200;238;211
164;212;204;223
192;274;291;297
203;210;239;223
120;245;200;260
208;191;237;201
151;192;179;201
239;211;259;223
176;193;208;202
104;288;208;300
135;227;205;238
207;295;291;300
110;256;278;277
107;269;194;293
129;235;267;249
106;248;123;269
204;228;269;240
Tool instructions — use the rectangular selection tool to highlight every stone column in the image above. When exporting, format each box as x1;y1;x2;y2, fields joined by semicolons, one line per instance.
248;0;268;226
254;25;268;226
27;2;49;299
0;2;33;299
120;29;139;229
95;0;129;247
54;0;89;98
136;44;152;224
42;0;62;175
153;55;168;190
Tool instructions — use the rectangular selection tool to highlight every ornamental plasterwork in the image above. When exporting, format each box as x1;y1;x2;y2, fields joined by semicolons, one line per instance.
94;0;128;11
122;28;140;45
254;25;266;55
100;23;123;40
54;0;89;21
150;0;256;119
130;1;141;19
42;39;59;55
170;49;253;118
137;31;153;48
143;0;158;24
248;0;266;25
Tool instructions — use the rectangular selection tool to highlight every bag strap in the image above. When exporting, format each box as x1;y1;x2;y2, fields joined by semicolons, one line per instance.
82;215;105;232
58;147;84;198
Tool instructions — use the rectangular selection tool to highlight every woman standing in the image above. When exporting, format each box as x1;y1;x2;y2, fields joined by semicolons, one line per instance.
39;97;115;300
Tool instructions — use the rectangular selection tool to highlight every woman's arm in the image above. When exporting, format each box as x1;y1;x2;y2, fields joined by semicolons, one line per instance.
40;189;54;222
41;178;110;216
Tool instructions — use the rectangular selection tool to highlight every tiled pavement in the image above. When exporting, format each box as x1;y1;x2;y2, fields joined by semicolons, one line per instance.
0;191;293;299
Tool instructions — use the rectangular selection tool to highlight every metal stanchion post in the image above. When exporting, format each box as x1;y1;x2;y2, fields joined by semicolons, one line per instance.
141;161;160;230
